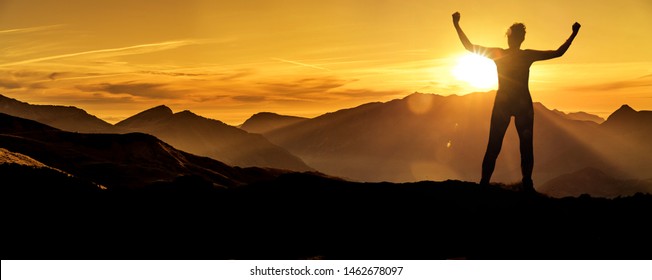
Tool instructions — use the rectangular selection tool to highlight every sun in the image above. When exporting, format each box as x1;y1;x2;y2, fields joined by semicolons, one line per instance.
452;53;498;89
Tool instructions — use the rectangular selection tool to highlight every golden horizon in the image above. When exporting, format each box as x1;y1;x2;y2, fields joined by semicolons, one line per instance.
1;0;650;125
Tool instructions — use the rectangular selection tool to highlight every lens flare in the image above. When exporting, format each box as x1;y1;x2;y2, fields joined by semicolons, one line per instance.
452;53;498;89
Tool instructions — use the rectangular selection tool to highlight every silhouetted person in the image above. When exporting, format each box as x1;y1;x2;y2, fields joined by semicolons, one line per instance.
452;12;580;192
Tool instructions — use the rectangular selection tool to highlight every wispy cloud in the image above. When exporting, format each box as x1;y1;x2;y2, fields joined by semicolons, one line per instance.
45;72;128;82
271;57;331;71
0;24;65;34
329;88;404;98
77;82;185;99
0;40;197;67
138;71;208;77
0;78;22;89
569;74;652;91
257;77;347;98
231;95;267;103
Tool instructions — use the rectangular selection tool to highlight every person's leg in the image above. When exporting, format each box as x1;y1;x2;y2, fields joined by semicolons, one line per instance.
481;107;510;185
515;108;534;192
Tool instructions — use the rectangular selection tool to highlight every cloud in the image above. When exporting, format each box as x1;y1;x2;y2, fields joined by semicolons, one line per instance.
137;68;255;82
231;95;267;103
0;40;198;67
216;70;255;81
55;93;136;105
5;70;46;78
139;71;208;77
0;78;21;89
77;82;184;99
257;77;348;98
569;74;652;91
329;88;404;98
0;24;65;34
49;72;62;80
187;95;229;102
271;58;331;71
0;70;56;90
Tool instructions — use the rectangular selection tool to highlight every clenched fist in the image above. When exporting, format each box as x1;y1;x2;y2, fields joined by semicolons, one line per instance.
452;12;460;24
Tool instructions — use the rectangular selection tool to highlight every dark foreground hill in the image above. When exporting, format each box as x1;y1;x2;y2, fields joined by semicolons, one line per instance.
540;167;652;198
0;113;284;189
2;168;650;260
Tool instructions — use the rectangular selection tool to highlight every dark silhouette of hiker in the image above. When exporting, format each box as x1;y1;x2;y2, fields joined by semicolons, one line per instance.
452;12;580;192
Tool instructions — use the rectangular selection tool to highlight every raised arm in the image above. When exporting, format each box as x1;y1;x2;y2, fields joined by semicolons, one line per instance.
528;22;581;61
452;12;499;58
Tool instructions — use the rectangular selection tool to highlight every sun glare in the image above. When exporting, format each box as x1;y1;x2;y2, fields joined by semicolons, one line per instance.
452;54;497;89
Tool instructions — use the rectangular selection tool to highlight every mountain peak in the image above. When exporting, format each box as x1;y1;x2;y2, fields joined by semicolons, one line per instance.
251;112;282;118
602;104;652;139
240;112;308;134
175;109;198;117
144;105;173;115
404;92;442;99
605;104;638;124
615;104;635;113
115;105;173;128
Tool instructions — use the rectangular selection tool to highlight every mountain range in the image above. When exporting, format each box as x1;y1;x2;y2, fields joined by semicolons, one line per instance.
0;113;285;189
0;94;116;133
551;109;605;124
114;105;312;171
1;92;650;197
261;92;651;186
1;94;651;259
0;94;311;171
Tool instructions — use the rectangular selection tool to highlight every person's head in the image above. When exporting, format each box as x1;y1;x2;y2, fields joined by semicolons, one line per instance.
506;23;526;49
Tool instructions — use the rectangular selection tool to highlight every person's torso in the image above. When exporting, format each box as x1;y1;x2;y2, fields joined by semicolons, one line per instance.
494;49;534;98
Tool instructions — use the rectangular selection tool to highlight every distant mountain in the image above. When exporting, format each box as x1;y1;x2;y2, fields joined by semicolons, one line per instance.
115;106;312;171
240;112;308;134
3;92;649;198
602;105;652;139
0;94;117;133
566;112;604;123
0;113;284;189
552;109;604;123
539;167;652;198
264;92;650;186
597;105;652;177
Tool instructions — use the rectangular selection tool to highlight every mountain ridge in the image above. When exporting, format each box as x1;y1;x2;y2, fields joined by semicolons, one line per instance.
0;112;285;189
240;112;308;134
115;106;313;172
2;92;649;197
263;92;650;187
0;94;117;133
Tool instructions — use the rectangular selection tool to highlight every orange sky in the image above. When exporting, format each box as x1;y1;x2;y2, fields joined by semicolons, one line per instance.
1;0;651;124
